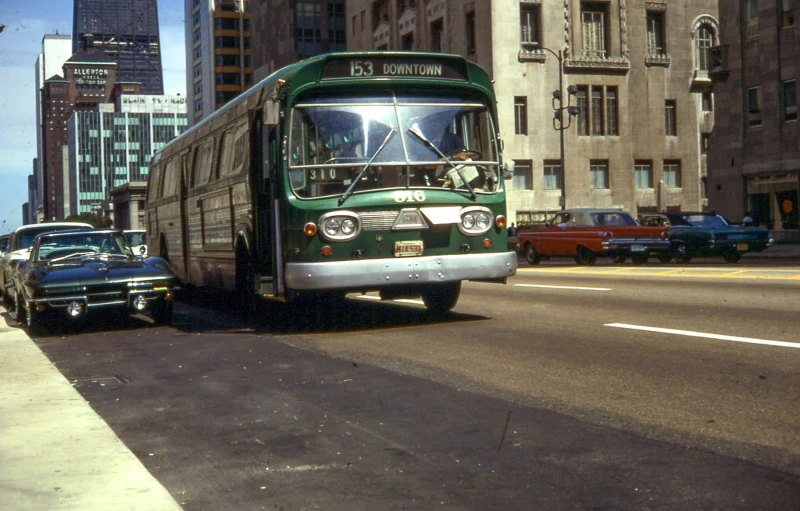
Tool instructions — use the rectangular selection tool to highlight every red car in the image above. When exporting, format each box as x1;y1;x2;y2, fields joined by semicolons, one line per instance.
517;208;670;265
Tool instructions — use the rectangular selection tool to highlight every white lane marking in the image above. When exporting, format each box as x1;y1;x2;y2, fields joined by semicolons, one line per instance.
353;295;424;305
605;323;799;349
515;284;612;292
266;463;346;473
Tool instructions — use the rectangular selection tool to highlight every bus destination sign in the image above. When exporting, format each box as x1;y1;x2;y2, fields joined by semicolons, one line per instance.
321;57;467;81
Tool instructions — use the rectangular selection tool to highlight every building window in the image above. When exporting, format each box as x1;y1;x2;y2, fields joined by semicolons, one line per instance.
665;99;677;136
635;161;653;189
783;80;797;121
783;0;795;28
543;160;561;190
513;160;532;190
465;11;476;55
520;3;540;45
576;85;617;136
702;91;713;112
646;11;665;55
589;160;609;189
431;19;444;52
606;87;618;135
701;133;710;154
696;24;714;70
402;33;414;50
514;96;528;135
663;160;681;188
747;87;762;126
745;0;759;37
581;2;608;59
352;15;357;35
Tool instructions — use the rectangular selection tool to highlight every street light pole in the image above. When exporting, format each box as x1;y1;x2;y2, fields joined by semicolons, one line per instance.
535;46;579;210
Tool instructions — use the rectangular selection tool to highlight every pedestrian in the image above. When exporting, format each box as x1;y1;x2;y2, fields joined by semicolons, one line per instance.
508;222;517;237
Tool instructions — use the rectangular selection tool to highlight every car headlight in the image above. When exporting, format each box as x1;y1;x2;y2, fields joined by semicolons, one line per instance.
317;211;361;242
458;206;494;235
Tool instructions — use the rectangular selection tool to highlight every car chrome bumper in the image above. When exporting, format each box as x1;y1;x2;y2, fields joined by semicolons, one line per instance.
285;251;518;291
602;239;671;253
28;288;172;310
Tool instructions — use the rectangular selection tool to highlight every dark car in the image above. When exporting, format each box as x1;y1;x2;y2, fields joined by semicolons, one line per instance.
8;229;177;333
638;212;773;263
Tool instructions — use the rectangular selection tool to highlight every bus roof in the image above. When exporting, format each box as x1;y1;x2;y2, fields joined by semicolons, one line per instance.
151;52;494;164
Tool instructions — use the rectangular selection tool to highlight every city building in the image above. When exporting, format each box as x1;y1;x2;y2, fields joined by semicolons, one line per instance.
249;0;346;82
40;37;118;221
34;33;73;223
708;0;800;242
185;0;253;127
66;94;188;216
72;0;165;94
345;0;719;224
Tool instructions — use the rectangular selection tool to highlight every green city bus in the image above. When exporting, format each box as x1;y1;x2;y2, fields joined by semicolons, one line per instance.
144;52;517;314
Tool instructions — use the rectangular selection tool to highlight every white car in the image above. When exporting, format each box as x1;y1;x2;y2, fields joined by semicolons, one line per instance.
0;222;93;306
124;230;148;256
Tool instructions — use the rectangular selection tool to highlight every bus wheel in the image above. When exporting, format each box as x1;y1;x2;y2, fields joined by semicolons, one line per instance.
421;281;461;316
235;242;258;317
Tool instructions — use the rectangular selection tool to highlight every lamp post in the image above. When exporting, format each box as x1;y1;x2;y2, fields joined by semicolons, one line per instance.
535;46;579;210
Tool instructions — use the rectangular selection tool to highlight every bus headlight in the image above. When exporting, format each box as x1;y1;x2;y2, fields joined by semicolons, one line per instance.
317;211;361;241
458;206;493;236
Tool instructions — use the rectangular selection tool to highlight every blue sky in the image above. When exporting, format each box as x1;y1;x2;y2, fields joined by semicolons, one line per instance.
0;0;187;234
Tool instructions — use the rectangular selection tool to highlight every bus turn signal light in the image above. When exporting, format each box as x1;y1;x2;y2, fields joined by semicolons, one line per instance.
304;222;317;236
321;246;333;257
482;239;492;249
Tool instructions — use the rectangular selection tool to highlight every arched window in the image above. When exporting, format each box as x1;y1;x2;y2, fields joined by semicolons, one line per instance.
696;24;714;71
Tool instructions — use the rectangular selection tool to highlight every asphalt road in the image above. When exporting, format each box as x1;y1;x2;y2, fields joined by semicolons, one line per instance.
27;260;800;510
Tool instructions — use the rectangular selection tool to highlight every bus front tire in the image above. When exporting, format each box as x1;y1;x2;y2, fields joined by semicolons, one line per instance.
421;281;461;316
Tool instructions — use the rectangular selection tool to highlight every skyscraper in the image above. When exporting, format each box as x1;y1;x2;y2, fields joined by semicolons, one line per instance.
72;0;164;94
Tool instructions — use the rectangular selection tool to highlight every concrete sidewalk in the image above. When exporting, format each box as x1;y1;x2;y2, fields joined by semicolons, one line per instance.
0;311;182;511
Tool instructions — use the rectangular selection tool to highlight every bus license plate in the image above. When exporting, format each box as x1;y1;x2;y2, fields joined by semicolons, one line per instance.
631;244;645;252
395;240;423;257
736;243;748;251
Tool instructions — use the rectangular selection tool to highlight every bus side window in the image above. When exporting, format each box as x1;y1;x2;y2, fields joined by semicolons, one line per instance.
223;120;249;178
162;158;181;197
192;138;214;187
217;129;235;179
147;164;162;201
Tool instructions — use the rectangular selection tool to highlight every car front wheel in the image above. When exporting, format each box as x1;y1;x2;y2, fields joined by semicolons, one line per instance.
151;297;173;325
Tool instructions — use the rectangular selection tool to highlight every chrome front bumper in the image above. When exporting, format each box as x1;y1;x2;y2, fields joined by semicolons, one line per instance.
285;251;518;291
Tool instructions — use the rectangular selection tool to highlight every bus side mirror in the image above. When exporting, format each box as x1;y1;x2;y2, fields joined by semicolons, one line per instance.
503;160;515;180
264;99;280;126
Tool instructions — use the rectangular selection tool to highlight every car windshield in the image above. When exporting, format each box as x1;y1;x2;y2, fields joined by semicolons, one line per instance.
288;94;500;198
16;226;87;251
683;214;729;228
126;232;146;246
0;236;8;253
35;233;133;262
590;212;637;226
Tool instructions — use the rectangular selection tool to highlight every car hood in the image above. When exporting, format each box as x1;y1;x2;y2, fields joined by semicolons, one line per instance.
34;256;175;286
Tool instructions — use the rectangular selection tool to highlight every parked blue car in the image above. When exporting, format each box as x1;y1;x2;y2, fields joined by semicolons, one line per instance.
638;212;773;263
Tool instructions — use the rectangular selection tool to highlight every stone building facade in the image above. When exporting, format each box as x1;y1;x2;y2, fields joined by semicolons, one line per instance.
708;0;799;241
345;0;719;224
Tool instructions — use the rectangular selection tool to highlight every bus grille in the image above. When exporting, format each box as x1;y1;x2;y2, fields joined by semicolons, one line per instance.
359;211;400;231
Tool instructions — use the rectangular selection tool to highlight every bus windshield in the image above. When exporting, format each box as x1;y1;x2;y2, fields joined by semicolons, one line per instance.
288;95;500;199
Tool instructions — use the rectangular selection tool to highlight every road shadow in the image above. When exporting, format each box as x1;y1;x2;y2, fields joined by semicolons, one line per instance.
171;288;488;336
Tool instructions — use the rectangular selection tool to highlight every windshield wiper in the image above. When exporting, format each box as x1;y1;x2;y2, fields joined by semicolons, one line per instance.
339;129;395;206
49;251;97;263
407;128;475;200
